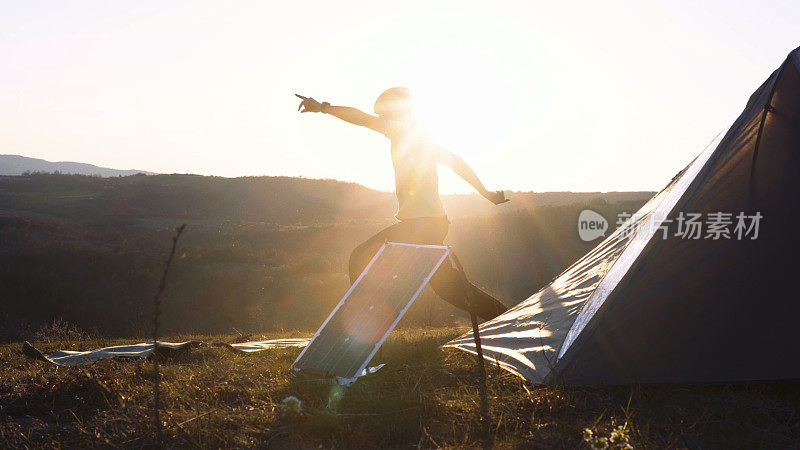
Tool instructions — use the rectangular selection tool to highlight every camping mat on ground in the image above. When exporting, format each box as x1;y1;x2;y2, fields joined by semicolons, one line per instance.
22;338;311;366
212;338;310;353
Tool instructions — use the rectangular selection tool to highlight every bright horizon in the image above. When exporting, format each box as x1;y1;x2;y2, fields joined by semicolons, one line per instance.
1;1;798;193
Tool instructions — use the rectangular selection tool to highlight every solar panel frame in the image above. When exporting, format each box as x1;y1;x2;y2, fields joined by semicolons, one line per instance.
291;242;451;384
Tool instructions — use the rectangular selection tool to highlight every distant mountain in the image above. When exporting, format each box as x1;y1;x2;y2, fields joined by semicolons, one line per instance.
0;154;155;177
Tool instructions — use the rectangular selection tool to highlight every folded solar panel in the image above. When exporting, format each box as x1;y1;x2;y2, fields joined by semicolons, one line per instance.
292;242;451;384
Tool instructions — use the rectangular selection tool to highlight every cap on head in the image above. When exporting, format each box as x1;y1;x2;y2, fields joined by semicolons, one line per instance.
374;87;413;118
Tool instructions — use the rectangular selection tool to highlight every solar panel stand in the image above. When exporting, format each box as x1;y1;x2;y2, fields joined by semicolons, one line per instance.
449;252;490;443
291;242;451;385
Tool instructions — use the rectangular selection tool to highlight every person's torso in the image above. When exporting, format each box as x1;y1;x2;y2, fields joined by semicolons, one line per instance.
387;120;447;221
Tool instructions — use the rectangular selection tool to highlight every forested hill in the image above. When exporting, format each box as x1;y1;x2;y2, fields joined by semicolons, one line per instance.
0;173;654;341
0;172;653;225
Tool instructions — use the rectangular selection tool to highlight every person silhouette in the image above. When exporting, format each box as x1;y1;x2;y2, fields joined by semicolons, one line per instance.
296;87;508;320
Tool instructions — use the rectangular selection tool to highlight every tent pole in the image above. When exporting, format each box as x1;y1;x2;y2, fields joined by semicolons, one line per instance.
449;252;490;443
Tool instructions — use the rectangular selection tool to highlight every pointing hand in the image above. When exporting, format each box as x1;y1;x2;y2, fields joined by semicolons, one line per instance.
295;94;323;113
485;190;509;205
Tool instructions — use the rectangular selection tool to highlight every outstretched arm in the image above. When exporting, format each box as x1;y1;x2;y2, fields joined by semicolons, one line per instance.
296;94;388;135
437;147;508;205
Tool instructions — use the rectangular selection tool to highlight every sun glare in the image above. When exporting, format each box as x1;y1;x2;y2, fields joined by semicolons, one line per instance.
399;48;521;193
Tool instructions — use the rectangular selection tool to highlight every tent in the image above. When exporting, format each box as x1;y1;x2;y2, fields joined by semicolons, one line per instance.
446;46;800;385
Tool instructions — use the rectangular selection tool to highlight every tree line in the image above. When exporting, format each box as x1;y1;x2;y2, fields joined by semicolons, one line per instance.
0;173;651;341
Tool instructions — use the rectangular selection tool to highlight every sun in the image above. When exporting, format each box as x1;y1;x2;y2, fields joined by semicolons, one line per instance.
393;47;520;193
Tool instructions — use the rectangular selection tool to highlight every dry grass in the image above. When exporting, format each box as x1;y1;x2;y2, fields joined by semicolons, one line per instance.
2;327;800;448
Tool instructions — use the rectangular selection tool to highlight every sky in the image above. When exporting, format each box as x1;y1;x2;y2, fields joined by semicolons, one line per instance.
1;1;798;193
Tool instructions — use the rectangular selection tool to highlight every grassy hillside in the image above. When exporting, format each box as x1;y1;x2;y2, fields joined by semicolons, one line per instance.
2;328;799;448
0;173;653;341
0;172;652;224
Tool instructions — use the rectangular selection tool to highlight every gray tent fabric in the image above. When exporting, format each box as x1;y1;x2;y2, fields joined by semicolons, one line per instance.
447;45;800;385
213;338;311;353
23;338;310;366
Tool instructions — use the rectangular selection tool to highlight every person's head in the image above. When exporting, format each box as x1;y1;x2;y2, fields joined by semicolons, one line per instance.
374;87;413;119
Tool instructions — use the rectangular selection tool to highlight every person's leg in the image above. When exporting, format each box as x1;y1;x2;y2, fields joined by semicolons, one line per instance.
348;222;410;284
419;220;509;321
429;264;509;320
349;218;450;283
349;218;508;321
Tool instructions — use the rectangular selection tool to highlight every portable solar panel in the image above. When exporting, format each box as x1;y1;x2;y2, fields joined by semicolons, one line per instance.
292;242;451;384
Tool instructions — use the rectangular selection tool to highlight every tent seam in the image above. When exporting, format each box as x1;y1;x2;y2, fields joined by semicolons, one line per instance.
748;58;785;210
